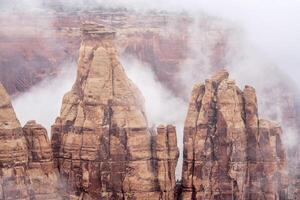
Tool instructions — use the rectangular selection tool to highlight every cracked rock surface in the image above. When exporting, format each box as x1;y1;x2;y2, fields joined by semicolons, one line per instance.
0;84;62;200
180;70;289;200
51;22;179;199
0;22;290;200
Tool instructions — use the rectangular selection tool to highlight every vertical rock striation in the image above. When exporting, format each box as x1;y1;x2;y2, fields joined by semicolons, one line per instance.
51;22;179;199
181;69;288;200
23;121;62;200
0;20;290;200
0;83;29;199
0;84;61;199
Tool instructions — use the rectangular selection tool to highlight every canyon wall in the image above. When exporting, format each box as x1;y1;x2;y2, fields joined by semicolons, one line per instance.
0;11;227;97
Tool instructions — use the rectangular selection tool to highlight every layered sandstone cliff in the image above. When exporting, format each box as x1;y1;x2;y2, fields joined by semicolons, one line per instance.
0;83;29;199
181;70;288;200
0;18;292;199
0;84;61;199
23;120;62;199
51;22;179;199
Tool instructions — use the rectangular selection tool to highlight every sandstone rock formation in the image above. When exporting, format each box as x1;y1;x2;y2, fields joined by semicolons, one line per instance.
51;22;179;199
0;10;228;97
181;70;289;200
2;13;298;196
0;83;29;199
23;120;62;200
0;15;294;199
0;83;61;199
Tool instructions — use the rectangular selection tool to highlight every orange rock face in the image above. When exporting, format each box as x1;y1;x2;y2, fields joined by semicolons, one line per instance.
0;84;62;199
23;120;63;199
0;83;29;199
0;19;292;199
51;22;179;199
181;70;288;200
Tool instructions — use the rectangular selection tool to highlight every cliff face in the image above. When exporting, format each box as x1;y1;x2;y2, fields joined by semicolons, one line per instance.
0;11;227;97
23;120;62;199
51;22;179;199
0;19;293;199
0;83;29;199
181;70;288;200
0;84;61;199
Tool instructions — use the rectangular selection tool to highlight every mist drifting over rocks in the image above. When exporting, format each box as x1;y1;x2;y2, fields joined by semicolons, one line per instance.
0;0;299;199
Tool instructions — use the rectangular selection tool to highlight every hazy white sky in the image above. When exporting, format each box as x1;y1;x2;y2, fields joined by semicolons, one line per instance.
139;0;300;82
2;0;299;81
117;0;300;82
196;0;300;82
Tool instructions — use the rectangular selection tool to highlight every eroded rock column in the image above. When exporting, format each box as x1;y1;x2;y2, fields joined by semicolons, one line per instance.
181;70;288;200
51;22;179;200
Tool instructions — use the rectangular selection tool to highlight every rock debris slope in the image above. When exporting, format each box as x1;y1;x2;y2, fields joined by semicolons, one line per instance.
0;84;61;200
181;70;288;200
51;22;179;199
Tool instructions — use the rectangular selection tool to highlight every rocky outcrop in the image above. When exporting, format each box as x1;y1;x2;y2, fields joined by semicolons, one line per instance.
154;125;179;199
0;15;293;199
181;70;288;200
51;22;179;199
0;10;228;97
0;83;62;199
23;121;62;199
0;83;29;199
1;10;299;197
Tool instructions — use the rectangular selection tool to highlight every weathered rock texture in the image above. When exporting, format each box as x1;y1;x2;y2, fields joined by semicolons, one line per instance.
2;9;298;196
0;83;29;199
0;84;61;199
23;120;62;199
181;70;289;200
51;22;179;199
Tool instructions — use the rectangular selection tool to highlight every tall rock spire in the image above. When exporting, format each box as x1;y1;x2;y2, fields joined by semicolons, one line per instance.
180;69;288;199
51;22;179;199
